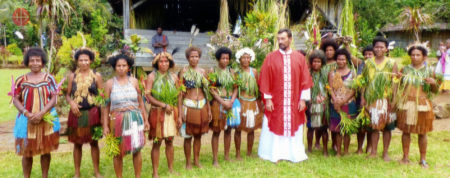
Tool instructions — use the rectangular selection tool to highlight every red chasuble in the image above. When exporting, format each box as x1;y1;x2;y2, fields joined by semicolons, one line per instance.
259;49;313;136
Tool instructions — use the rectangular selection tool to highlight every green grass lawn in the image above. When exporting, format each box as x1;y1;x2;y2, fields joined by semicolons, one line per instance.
0;131;449;178
0;69;28;123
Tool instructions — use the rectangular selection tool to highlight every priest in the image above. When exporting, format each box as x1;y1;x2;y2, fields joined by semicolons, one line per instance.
258;28;313;163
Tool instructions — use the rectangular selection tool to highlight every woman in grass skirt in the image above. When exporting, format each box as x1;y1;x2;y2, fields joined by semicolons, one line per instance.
208;47;238;165
397;44;440;168
12;47;60;178
235;48;263;157
65;48;103;178
306;50;329;156
178;46;211;169
146;52;181;177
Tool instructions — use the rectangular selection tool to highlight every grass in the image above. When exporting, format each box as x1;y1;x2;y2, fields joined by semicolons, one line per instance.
0;131;449;178
0;69;28;123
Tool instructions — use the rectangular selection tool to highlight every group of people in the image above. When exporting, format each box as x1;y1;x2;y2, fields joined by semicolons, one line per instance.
305;36;444;167
11;28;445;178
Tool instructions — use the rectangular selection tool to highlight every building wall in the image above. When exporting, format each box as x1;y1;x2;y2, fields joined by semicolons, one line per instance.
385;30;450;49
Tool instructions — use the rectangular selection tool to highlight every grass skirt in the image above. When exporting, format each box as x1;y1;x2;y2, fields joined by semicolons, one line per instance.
237;99;263;132
148;107;178;139
14;108;60;157
210;100;227;132
397;96;434;134
110;110;145;156
67;107;101;144
306;103;327;128
183;99;209;136
368;99;396;130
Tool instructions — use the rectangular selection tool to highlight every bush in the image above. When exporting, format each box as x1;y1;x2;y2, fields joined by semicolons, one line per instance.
6;44;22;56
390;47;407;57
56;32;100;69
7;55;23;65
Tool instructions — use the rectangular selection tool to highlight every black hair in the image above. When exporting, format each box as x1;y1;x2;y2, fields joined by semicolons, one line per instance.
362;45;374;55
277;28;292;38
308;50;326;65
74;48;95;61
335;48;352;64
23;47;48;67
372;36;389;48
108;53;134;68
408;46;428;57
298;49;307;56
320;39;339;52
215;47;232;61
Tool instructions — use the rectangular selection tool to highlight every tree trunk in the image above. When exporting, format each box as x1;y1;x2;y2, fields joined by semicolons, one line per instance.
47;23;55;73
414;30;420;42
2;24;6;66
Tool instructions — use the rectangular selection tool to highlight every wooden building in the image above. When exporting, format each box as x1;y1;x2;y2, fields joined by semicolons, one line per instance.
107;0;343;68
381;23;450;49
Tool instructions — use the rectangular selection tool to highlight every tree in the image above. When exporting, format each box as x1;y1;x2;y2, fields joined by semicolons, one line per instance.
398;7;433;42
31;0;74;72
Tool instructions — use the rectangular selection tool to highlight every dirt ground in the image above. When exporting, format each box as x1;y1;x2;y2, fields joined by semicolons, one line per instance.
1;94;449;153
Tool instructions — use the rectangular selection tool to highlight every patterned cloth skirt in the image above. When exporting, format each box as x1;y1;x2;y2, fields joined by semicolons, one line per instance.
397;96;434;134
67;107;101;144
148;107;178;140
14;108;60;157
368;99;397;130
109;109;145;156
210;99;228;132
237;98;263;132
182;99;209;136
329;101;357;133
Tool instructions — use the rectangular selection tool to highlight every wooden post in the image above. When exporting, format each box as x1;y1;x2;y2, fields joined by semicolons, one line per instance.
123;0;130;30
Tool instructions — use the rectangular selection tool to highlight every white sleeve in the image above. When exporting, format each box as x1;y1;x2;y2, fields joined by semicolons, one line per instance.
263;93;273;99
300;88;311;101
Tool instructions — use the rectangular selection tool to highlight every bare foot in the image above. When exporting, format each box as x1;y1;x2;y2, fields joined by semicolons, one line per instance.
323;152;329;157
383;155;391;162
356;149;363;155
224;156;231;162
333;145;337;152
236;156;243;161
315;144;321;150
419;160;429;169
399;158;410;165
247;153;257;158
343;152;349;156
95;173;103;178
152;173;159;178
336;154;341;158
194;163;203;168
213;161;219;168
307;149;312;153
185;164;192;170
169;170;180;176
367;154;377;159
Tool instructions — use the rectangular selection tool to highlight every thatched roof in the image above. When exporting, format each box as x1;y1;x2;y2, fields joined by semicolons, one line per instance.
381;23;450;32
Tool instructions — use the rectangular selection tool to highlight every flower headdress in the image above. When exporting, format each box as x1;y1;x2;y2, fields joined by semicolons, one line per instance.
235;47;255;63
